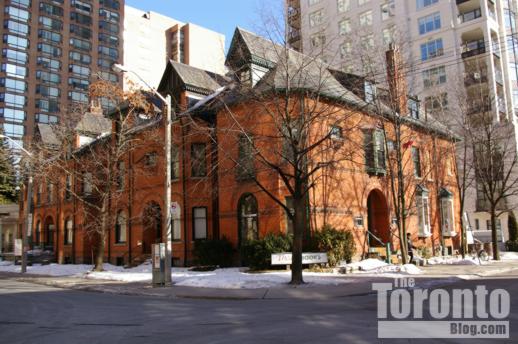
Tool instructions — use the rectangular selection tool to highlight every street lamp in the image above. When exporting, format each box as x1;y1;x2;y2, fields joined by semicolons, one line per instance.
0;135;32;273
112;64;173;285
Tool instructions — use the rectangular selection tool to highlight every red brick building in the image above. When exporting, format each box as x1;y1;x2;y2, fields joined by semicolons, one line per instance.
20;28;461;266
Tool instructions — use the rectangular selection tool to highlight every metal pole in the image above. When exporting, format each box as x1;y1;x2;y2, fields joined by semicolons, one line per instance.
21;169;32;273
163;95;172;285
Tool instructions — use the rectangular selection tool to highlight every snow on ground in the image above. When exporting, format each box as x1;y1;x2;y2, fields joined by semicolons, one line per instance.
0;260;358;289
86;264;359;289
427;256;482;266
0;258;425;289
500;251;518;261
342;258;388;271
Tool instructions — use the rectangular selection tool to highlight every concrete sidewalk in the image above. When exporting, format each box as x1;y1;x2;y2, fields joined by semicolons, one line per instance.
419;260;518;277
1;260;516;300
0;272;458;300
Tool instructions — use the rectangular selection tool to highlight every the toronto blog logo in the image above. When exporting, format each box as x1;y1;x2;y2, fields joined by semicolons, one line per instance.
373;278;510;339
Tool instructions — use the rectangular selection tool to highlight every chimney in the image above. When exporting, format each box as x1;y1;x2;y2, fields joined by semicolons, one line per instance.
89;100;103;116
386;43;408;115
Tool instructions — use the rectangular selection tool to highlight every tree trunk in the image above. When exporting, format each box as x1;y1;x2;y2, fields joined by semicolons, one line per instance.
94;232;105;271
491;208;500;261
94;199;108;271
290;195;305;285
459;215;466;259
395;123;408;264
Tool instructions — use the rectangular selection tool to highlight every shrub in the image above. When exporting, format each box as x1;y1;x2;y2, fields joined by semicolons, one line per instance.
241;233;292;271
310;225;356;267
505;240;518;252
193;237;234;267
508;213;518;242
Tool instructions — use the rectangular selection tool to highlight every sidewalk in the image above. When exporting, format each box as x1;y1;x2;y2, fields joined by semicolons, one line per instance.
1;259;516;300
419;259;518;277
0;271;457;300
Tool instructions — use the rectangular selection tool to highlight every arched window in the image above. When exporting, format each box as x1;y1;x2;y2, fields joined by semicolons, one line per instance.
64;217;73;245
115;211;126;243
238;194;258;246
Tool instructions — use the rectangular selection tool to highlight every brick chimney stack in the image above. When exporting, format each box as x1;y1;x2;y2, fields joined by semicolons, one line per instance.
386;43;408;115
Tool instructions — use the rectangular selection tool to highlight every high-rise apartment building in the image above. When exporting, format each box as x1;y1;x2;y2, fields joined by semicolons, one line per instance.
288;0;518;244
123;6;226;91
0;0;125;148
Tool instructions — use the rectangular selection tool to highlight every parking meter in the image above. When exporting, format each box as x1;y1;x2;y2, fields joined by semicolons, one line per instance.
152;243;166;287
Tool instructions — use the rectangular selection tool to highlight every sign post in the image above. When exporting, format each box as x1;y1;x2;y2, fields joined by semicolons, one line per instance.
271;252;328;266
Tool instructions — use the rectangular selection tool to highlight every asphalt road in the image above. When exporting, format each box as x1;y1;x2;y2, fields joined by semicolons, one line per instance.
0;277;517;344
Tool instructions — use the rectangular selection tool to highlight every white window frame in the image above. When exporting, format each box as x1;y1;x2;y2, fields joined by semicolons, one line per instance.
338;19;350;35
337;0;350;13
193;207;207;240
440;197;456;236
416;191;431;237
309;10;323;28
359;11;373;26
172;203;181;241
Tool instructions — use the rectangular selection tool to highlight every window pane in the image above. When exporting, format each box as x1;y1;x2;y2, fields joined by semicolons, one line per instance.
193;208;207;239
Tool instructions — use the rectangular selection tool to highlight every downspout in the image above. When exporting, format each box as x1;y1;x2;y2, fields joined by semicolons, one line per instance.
210;115;220;239
128;143;133;264
181;117;188;266
72;160;76;264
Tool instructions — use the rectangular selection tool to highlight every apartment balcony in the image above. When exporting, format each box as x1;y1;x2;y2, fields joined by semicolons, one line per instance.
464;72;488;86
458;8;482;24
467;102;491;115
462;39;486;58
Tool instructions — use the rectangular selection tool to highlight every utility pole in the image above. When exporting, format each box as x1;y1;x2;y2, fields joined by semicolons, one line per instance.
112;64;173;285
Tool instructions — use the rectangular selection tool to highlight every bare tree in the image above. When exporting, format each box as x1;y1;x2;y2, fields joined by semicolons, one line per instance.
32;80;158;270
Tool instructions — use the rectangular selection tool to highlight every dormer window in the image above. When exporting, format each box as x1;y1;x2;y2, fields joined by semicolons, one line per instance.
408;97;419;119
364;80;376;103
238;67;251;85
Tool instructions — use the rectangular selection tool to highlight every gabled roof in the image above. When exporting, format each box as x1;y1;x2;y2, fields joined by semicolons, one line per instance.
75;111;112;137
36;124;60;147
226;27;279;68
255;49;363;105
158;60;221;95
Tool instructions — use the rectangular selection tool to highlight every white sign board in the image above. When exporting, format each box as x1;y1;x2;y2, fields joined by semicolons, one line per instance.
271;252;328;265
14;239;22;256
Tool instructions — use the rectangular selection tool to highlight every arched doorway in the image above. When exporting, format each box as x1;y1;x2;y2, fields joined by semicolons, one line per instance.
142;202;162;254
367;189;390;247
44;216;55;250
238;194;258;247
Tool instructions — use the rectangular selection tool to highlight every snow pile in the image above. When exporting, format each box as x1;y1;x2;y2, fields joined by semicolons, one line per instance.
427;257;481;266
368;264;422;275
399;264;423;275
500;252;518;261
0;260;359;289
87;266;356;289
0;261;13;267
343;258;388;271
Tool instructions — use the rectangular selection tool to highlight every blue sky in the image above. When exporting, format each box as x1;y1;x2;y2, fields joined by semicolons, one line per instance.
125;0;282;51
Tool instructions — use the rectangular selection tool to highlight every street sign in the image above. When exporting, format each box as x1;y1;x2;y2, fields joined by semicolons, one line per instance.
271;252;328;265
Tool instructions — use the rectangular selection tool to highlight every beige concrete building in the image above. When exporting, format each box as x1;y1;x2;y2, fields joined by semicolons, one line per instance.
0;203;19;255
123;6;226;91
288;0;518;247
